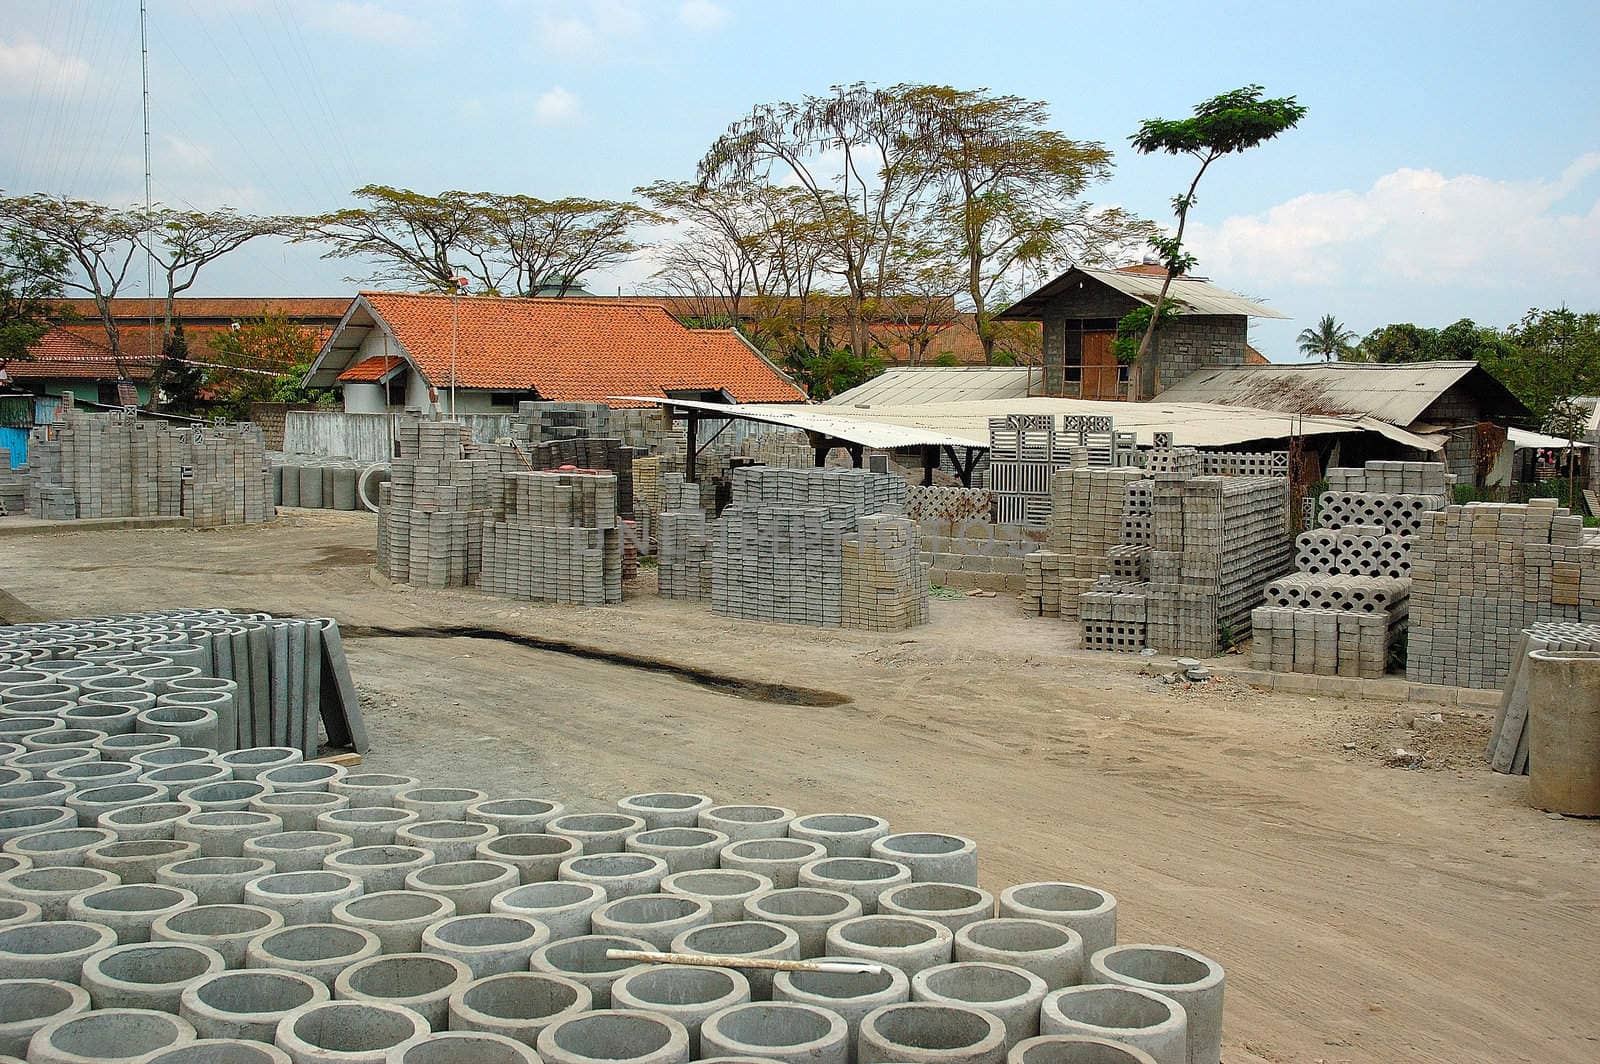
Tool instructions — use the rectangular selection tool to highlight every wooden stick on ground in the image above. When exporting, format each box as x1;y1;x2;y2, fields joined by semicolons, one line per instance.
604;949;882;975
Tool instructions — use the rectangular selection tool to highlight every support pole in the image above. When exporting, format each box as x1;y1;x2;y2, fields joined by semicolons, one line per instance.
686;412;699;483
848;444;864;468
921;446;937;486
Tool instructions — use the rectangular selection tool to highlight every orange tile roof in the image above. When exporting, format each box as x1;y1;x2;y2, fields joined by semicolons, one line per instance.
58;297;351;322
337;356;406;382
352;292;806;406
5;328;158;381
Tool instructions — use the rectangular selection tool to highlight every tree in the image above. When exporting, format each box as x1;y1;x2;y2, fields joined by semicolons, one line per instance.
206;311;328;417
0;194;143;374
156;321;204;413
1350;322;1437;364
1128;85;1307;396
1502;308;1600;431
299;185;484;291
1297;314;1357;361
463;194;663;297
868;232;962;365
0;231;69;371
910;86;1148;362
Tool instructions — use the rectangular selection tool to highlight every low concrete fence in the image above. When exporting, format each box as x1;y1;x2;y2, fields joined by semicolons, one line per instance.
282;411;515;462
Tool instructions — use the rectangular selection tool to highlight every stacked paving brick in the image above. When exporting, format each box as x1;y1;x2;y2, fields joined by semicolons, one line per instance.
514;400;613;442
920;520;1042;593
0;449;28;515
1407;498;1593;688
1046;468;1147;618
1021;550;1062;617
18;406;270;525
377;419;489;588
656;473;712;600
841;514;931;630
480;470;623;606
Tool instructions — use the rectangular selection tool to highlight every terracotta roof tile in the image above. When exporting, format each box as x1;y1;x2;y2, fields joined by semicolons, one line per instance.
5;328;158;381
351;292;806;406
337;355;405;382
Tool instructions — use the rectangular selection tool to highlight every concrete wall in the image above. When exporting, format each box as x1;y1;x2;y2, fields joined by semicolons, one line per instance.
283;410;517;462
919;519;1047;592
342;382;387;414
1152;316;1249;393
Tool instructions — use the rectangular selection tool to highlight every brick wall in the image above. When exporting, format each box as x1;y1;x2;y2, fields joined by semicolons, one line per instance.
1152;316;1249;392
250;403;323;451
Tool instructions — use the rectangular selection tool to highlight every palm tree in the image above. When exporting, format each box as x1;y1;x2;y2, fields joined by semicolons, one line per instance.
1297;314;1358;361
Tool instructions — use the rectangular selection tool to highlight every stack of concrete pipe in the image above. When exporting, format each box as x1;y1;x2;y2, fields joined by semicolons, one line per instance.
272;457;386;514
0;609;368;763
0;760;1224;1064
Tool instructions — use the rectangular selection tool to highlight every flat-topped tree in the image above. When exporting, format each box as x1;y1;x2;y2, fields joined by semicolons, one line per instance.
1128;85;1307;396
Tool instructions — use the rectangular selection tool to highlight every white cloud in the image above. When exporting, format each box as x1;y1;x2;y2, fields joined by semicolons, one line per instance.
677;0;729;31
534;1;645;60
0;37;90;97
310;1;426;47
533;86;581;126
1187;154;1600;293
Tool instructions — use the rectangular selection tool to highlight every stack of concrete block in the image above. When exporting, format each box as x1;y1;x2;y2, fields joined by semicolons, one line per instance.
1327;460;1452;494
186;425;274;528
1046;468;1147;617
480;471;623;606
1488;621;1600;774
989;416;1080;526
841;515;930;631
377;420;491;588
1203;450;1291;477
1317;491;1449;537
1144;446;1205;476
1250;606;1392;678
1079;583;1150;653
918;520;1041;593
906;485;993;523
1407;499;1589;688
0;449;27;515
514;400;612;442
1108;544;1151;581
1022;550;1062;617
658;509;711;601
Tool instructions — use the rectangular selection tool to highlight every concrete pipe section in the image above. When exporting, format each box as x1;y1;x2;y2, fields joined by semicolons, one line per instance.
217;748;303;782
150;902;286;968
670;920;800;998
772;955;910;1064
626;828;728;874
243;831;354;874
329;773;420;809
798;857;912;915
0;780;75;813
535;1008;690;1064
466;797;564;835
395;820;500;864
318;807;420;847
80;940;226;1013
787;814;891;858
133;751;225;775
138;704;219;750
419;913;550;978
0;978;91;1058
246;922;384;985
403;860;519;915
1527;649;1600;816
179;967;330;1041
956;919;1085;990
273;1000;430;1064
258;762;347;794
78;782;184;822
617;793;714;831
251;792;350;833
95;733;180;762
3;826;116;868
718;838;827;889
879;883;995;935
825;915;955;978
528;934;654;1008
662;869;773;924
871;834;978;886
326;845;436;894
590;894;713;950
0;806;77;845
609;965;750;1056
67;883;197;944
447;970;592;1046
1007;1034;1160;1064
156;857;276;905
24;730;111;756
491;881;606;940
392;1031;542;1064
477;833;580;884
998;884;1118;960
547;813;647;855
912;962;1049;1048
857;1001;1008;1064
333;891;457;955
559;853;669;900
25;1007;197;1064
0;865;120;920
0;920;118;981
46;761;142;789
333;951;474;1029
175;781;273;814
10;751;97;777
133;1038;293;1064
176;811;285;859
83;839;199;886
1038;987;1187;1064
244;870;365;924
394;788;488;821
98;801;196;843
60;704;144;738
0;897;41;930
699;1001;849;1064
1088;945;1223;1064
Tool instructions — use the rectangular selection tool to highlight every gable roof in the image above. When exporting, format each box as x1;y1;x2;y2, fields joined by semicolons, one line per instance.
336;355;406;383
1158;360;1530;426
2;328;158;383
999;266;1290;321
306;292;806;406
57;297;351;324
826;367;1035;407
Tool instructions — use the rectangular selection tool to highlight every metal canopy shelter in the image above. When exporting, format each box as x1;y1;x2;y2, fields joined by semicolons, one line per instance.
609;395;986;486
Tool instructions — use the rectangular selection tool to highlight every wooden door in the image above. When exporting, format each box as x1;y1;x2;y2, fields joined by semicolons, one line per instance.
1080;331;1121;400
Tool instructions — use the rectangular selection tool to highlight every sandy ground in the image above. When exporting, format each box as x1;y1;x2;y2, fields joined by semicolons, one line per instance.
1;509;1597;1064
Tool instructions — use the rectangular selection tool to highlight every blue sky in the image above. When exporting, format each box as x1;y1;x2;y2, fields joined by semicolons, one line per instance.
3;0;1598;359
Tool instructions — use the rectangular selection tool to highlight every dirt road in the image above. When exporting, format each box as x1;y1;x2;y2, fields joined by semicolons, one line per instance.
2;510;1595;1063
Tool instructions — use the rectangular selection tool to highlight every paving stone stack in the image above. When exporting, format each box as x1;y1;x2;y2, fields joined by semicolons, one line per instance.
479;471;623;606
841;515;930;631
1489;621;1600;774
1045;468;1147;618
377;420;489;588
1407;499;1592;688
513;400;613;442
186;425;274;528
656;475;712;601
0;449;27;515
1021;550;1063;617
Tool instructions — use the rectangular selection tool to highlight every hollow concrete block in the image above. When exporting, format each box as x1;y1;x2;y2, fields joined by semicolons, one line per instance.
317;807;419;847
218;748;303;782
332;891;456;956
25;1007;196;1064
395;820;499;864
174;781;272;814
80;940;226;1013
394;788;486;822
698;1001;849;1064
773;956;910;1064
745;888;863;959
1088;945;1223;1064
626;827;727;874
0;865;120;920
3;827;116;869
244;831;354;874
69;784;170;826
1038;986;1187;1064
857;1002;1007;1064
326;845;435;894
330;774;419;809
0;918;119;981
83;839;199;886
956;920;1084;991
151;902;286;969
98;801;196;842
94;732;180;763
528;933;653;1008
45;761;141;790
180;967;329;1042
825;915;954;978
535;1009;690;1064
420;913;550;979
259;763;347;794
0;806;77;845
798;857;911;916
246;922;384;987
251;791;350;833
176;810;285;859
272;1000;430;1064
446;971;592;1048
491;880;605;940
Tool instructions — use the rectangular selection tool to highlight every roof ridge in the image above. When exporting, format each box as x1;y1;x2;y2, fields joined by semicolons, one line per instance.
360;290;673;310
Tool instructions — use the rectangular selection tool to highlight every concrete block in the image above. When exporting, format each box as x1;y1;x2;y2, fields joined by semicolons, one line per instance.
420;913;550;978
1037;986;1186;1064
698;805;795;842
246;922;384;986
826;915;954;978
80;940;226;1013
476;833;580;885
535;1009;690;1064
559;853;668;900
856;1002;1007;1064
610;965;750;1055
772;957;909;1064
331;891;455;956
491;881;605;940
446;971;592;1047
528;934;654;1008
272;1000;430;1064
25;1007;196;1064
1088;945;1223;1064
998;884;1117;961
911;962;1048;1049
333;951;473;1030
661;869;772;924
404;860;519;916
150;902;285;968
590;894;713;951
955;920;1083;990
878;883;995;935
698;1002;848;1064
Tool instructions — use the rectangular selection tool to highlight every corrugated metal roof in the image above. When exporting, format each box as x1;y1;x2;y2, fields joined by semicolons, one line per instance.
825;367;1036;407
1157;361;1531;427
1080;268;1290;319
1509;427;1593;450
615;395;1443;453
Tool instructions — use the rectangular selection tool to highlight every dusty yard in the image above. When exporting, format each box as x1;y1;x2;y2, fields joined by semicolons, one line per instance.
2;510;1596;1064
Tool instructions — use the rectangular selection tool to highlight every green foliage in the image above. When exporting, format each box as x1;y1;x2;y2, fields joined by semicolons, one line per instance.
779;342;885;401
0;232;69;368
207;312;335;418
1297;314;1357;361
1112;301;1178;364
1131;85;1310;159
930;351;961;367
157;322;204;413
